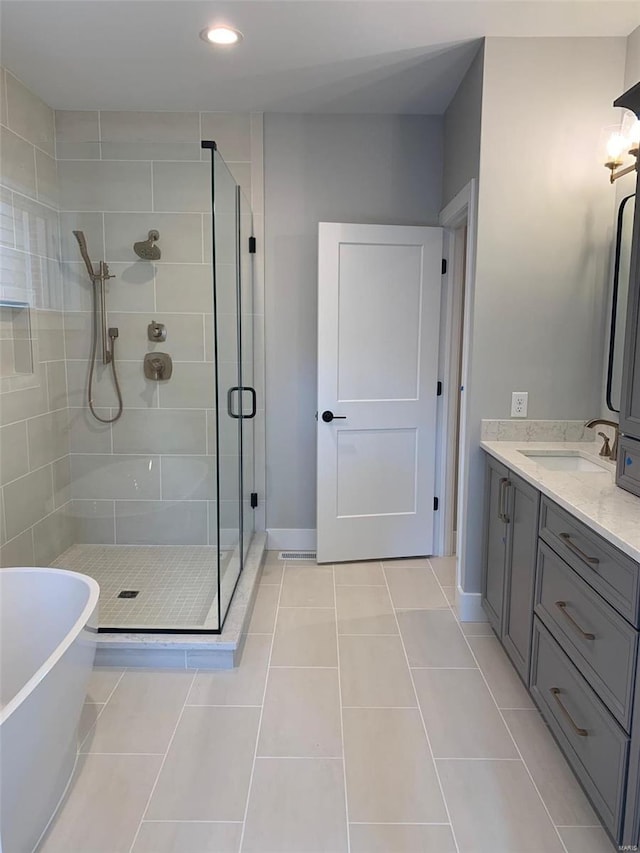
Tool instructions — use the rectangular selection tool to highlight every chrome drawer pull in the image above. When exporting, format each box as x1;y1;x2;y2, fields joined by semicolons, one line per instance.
550;687;588;737
559;533;600;565
555;601;595;640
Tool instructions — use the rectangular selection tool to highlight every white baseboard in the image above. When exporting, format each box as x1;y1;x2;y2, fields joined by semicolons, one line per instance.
454;588;487;622
266;529;317;551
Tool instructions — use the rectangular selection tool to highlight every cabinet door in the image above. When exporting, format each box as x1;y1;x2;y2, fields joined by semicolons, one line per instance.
482;455;509;634
502;472;540;682
619;188;640;443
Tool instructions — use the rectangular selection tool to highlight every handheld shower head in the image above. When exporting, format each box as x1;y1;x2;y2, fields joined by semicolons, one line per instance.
133;230;161;260
72;230;96;278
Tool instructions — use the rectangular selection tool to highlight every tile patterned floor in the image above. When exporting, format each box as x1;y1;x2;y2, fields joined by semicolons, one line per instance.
37;553;616;853
52;544;231;629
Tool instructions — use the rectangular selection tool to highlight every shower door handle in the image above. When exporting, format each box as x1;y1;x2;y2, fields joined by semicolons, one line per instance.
227;386;257;419
243;387;257;419
227;386;241;419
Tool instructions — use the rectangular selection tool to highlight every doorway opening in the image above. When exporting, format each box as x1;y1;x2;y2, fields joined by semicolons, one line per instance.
450;224;467;551
435;180;477;605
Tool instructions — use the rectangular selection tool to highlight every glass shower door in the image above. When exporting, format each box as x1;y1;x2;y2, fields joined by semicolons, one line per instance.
211;148;242;626
207;147;256;628
238;187;256;565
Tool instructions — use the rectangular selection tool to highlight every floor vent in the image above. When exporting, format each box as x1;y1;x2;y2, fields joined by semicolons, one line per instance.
117;590;139;598
279;551;317;561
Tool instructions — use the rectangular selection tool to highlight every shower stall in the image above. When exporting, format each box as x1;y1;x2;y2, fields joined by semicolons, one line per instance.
0;76;264;637
26;136;258;634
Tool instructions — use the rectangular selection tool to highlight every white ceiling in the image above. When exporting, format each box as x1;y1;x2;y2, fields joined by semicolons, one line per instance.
1;1;639;114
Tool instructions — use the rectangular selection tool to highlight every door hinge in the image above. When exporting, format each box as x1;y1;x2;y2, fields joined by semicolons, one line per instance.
249;236;256;254
441;258;447;275
250;492;258;509
433;497;439;511
437;381;442;397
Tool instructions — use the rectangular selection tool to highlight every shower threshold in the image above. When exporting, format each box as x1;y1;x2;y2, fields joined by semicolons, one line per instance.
53;533;266;669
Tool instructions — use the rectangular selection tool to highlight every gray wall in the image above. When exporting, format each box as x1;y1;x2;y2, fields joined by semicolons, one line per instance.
474;36;624;420
461;36;626;595
625;25;640;88
264;113;444;533
442;44;484;209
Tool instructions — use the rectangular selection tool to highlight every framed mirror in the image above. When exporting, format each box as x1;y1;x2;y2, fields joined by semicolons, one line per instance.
607;192;635;412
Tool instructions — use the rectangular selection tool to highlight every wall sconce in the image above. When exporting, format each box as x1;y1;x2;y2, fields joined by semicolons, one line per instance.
605;112;640;183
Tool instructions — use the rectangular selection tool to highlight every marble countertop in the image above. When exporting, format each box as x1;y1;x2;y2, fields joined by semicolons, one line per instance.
481;440;640;563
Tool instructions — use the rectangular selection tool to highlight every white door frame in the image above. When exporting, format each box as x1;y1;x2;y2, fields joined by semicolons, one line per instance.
433;181;478;599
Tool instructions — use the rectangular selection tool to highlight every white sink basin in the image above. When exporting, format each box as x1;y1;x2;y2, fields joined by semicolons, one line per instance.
519;451;611;472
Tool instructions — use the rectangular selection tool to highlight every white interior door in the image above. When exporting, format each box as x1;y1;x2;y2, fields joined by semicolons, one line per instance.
317;222;443;563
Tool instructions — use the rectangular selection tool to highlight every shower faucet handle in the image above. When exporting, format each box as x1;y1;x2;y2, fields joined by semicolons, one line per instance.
148;321;167;342
144;352;172;380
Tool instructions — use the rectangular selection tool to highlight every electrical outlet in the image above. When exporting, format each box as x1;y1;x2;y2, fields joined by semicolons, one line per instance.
511;391;528;418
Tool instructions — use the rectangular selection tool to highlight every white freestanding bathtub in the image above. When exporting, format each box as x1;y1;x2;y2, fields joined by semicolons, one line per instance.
0;568;99;853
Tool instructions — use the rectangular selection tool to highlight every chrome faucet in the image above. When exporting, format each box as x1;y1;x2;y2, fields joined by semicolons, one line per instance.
585;418;619;461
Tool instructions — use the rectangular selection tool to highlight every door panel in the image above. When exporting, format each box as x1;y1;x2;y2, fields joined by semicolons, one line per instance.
317;222;442;563
337;243;423;401
336;428;417;517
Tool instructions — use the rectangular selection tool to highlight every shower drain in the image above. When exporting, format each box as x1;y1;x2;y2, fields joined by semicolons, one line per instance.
117;590;140;598
278;552;317;561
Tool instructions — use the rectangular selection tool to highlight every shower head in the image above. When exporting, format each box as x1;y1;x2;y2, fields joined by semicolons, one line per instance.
72;230;96;279
133;230;161;260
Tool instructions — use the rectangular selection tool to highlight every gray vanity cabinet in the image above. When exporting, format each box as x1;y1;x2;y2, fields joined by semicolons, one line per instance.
482;457;540;682
481;448;640;847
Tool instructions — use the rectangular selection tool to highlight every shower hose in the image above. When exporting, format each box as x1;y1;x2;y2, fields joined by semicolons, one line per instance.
88;280;124;424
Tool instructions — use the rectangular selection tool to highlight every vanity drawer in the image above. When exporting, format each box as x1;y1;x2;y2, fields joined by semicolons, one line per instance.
539;498;640;626
617;436;640;499
530;619;629;838
535;541;638;730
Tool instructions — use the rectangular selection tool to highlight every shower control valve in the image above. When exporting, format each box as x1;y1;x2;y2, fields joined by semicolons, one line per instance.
148;321;167;342
144;352;172;381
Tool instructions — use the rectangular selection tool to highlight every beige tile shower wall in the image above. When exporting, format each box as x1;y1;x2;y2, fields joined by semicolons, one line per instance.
57;109;265;546
0;67;73;568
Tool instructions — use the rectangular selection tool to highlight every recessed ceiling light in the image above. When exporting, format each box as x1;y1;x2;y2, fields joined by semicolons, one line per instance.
200;26;243;46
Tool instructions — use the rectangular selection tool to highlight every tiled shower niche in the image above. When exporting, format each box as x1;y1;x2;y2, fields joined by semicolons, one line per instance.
0;302;33;378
